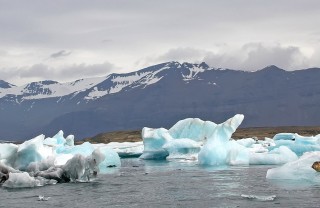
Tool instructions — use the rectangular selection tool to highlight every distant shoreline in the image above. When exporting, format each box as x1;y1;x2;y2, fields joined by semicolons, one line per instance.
82;126;320;144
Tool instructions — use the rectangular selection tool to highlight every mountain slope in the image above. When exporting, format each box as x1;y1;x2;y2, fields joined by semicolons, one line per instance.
1;62;320;140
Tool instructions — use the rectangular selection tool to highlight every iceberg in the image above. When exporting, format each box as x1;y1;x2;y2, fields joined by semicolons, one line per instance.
273;133;295;141
0;130;122;188
14;135;54;170
249;146;298;165
139;127;171;159
0;143;18;166
101;141;144;158
269;133;320;156
96;147;121;173
266;151;320;182
140;114;246;165
2;172;56;188
198;114;245;165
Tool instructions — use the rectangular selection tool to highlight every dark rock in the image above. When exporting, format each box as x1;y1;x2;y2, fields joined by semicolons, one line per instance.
312;161;320;172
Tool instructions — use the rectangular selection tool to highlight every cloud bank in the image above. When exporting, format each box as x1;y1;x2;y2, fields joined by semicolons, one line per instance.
0;0;320;84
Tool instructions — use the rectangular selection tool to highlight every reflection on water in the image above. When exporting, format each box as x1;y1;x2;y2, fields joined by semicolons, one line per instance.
1;158;320;207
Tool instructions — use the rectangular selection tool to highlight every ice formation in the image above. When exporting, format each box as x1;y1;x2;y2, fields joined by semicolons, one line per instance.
140;114;249;165
269;133;320;156
2;114;320;188
139;114;304;167
198;114;245;165
266;151;320;182
0;130;121;188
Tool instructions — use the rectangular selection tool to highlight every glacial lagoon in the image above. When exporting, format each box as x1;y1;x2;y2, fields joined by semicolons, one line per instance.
1;114;320;207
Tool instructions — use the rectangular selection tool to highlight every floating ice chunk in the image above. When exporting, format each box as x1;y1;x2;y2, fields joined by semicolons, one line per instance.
140;114;244;161
2;172;42;188
241;194;276;201
62;149;107;182
250;146;298;165
96;147;121;173
0;143;18;166
38;195;51;201
270;136;320;156
198;114;245;165
102;141;144;158
273;133;295;141
139;127;171;159
163;139;201;160
266;151;320;181
14;135;54;170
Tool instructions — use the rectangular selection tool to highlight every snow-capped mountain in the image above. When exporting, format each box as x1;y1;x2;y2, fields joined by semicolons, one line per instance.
0;62;216;102
1;62;320;141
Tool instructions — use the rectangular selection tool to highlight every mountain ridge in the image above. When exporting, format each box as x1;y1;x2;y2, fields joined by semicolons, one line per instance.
1;62;320;141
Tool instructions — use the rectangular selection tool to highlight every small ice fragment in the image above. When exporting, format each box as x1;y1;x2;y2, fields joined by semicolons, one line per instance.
38;195;50;201
241;194;276;201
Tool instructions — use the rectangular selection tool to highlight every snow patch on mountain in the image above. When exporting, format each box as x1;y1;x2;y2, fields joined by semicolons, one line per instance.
0;61;215;102
181;62;214;81
84;67;167;100
0;77;106;100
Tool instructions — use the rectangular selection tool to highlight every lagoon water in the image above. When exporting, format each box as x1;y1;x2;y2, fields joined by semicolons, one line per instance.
1;158;320;208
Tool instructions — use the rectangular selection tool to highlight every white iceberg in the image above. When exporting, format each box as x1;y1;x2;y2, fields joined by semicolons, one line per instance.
269;133;320;156
140;114;246;165
198;114;245;165
266;151;320;182
14;135;54;170
0;143;18;166
0;130;123;188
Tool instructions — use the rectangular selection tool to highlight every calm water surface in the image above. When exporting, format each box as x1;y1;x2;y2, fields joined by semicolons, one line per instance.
1;158;320;208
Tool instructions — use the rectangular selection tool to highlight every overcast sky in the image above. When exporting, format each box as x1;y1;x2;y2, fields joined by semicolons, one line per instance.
1;0;320;85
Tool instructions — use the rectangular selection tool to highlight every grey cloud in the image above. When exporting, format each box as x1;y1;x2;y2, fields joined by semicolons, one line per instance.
58;62;115;77
19;64;51;78
0;0;320;84
145;43;309;71
0;0;320;50
50;50;72;59
241;43;307;70
2;62;116;85
150;47;208;63
203;43;308;71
